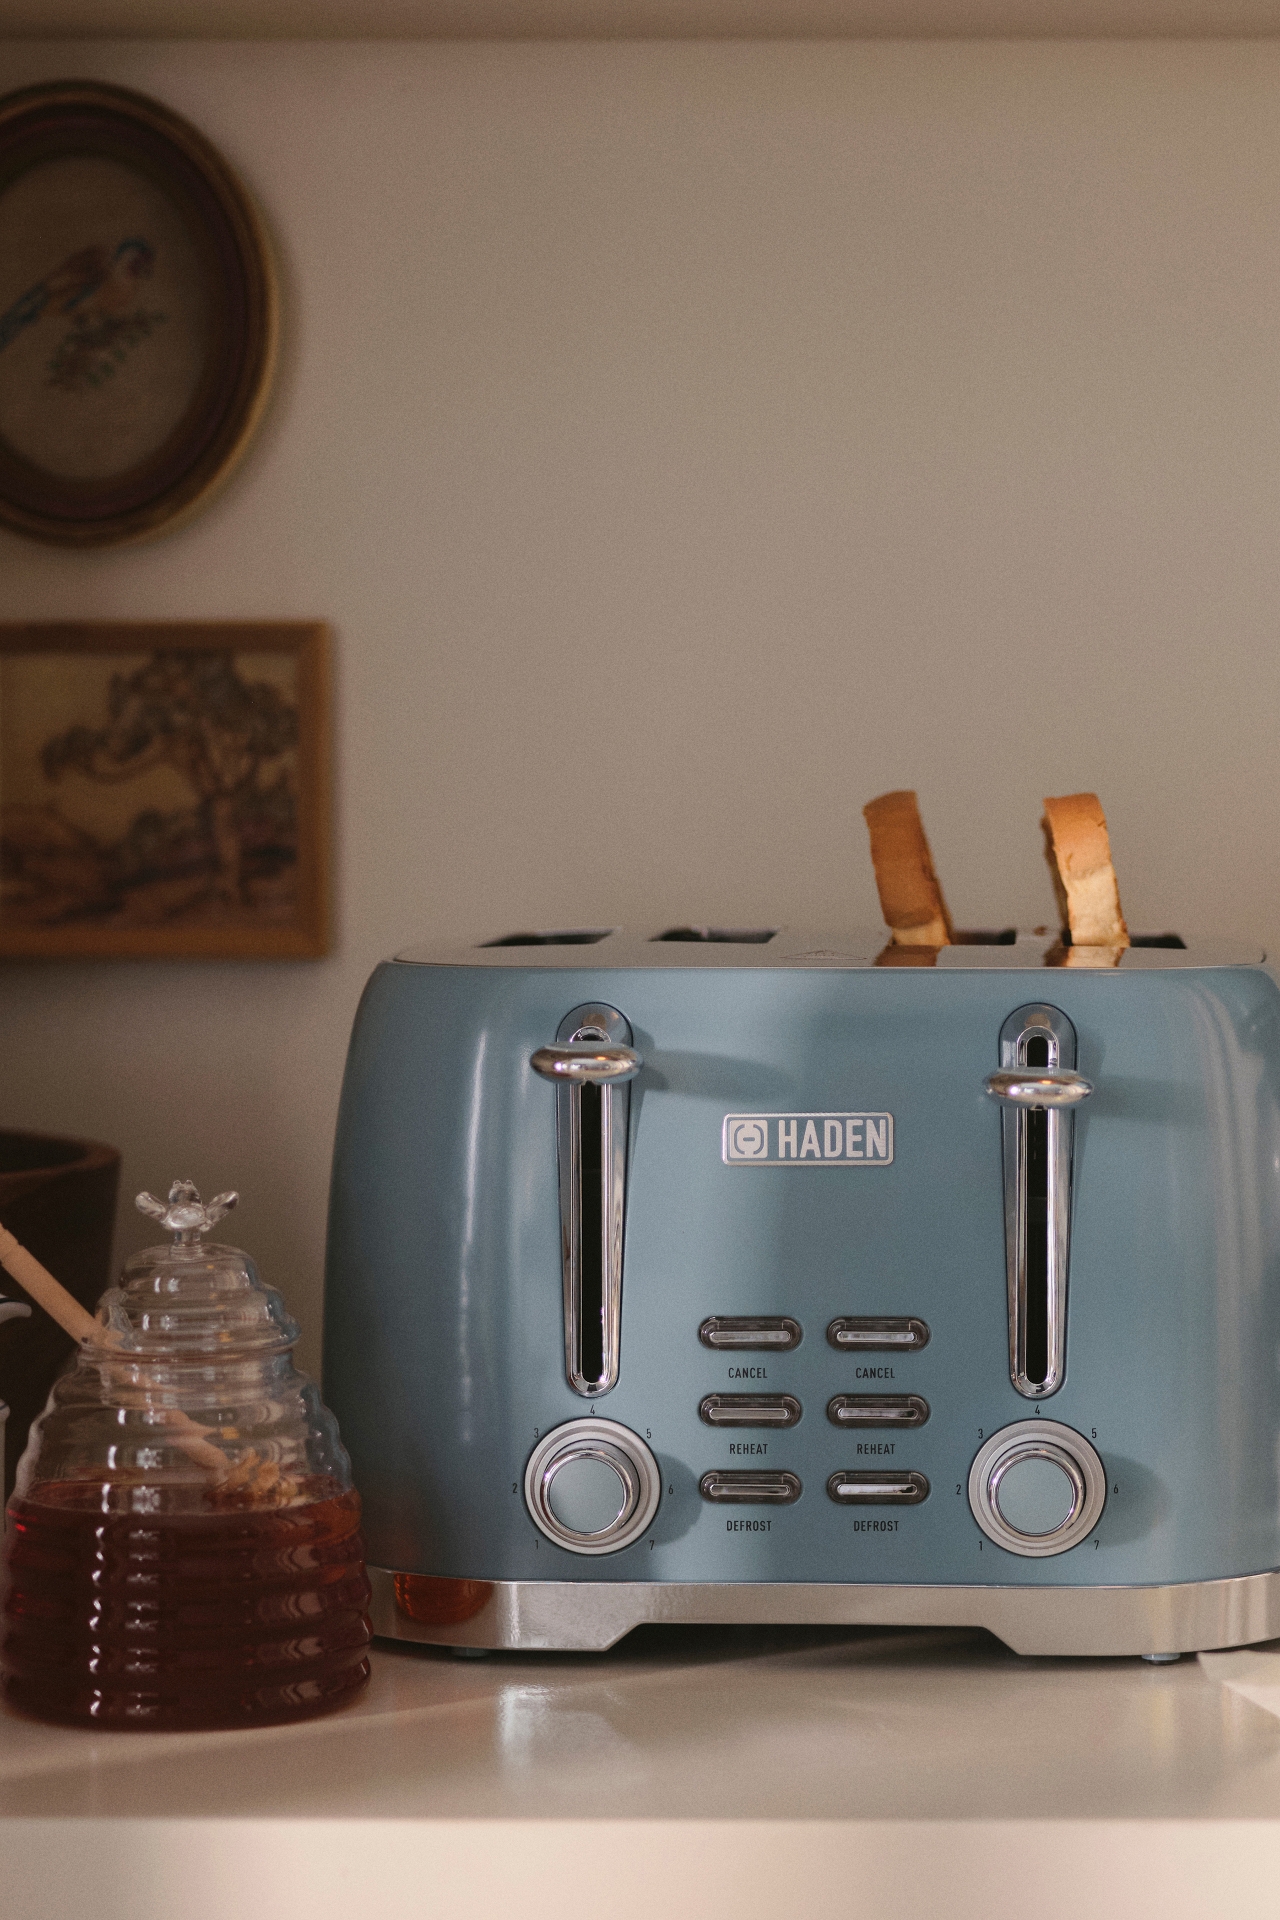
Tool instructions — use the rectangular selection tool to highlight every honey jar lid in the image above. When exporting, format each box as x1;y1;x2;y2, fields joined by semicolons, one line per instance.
97;1178;299;1357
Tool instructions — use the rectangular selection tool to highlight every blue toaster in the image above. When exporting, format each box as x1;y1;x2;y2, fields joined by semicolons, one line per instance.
322;924;1280;1658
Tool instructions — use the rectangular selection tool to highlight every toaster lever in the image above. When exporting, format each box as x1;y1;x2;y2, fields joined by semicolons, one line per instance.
533;1005;638;1398
984;1069;1092;1108
531;1044;642;1084
987;1005;1084;1400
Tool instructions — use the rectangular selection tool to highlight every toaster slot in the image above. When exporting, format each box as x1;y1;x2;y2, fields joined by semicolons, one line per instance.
1023;1035;1052;1389
484;929;614;945
827;1394;929;1428
531;1004;643;1397
984;1004;1093;1399
699;1470;802;1504
699;1394;802;1427
699;1316;802;1351
654;927;777;943
827;1470;929;1505
826;1317;930;1352
578;1079;607;1387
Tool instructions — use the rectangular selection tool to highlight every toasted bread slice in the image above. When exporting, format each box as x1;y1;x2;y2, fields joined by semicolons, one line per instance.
863;790;953;946
1042;792;1128;950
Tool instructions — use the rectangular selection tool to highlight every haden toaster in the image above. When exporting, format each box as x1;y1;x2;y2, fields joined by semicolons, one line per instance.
322;923;1280;1659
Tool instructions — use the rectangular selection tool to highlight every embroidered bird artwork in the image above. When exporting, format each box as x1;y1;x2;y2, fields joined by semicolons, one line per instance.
0;237;166;394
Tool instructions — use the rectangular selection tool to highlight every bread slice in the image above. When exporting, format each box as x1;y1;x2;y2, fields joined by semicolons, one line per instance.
863;790;953;946
1041;792;1128;950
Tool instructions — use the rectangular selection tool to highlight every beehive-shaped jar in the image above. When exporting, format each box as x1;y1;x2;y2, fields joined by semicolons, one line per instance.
1;1182;371;1729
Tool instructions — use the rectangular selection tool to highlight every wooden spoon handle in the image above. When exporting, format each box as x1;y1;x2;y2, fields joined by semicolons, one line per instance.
0;1225;101;1347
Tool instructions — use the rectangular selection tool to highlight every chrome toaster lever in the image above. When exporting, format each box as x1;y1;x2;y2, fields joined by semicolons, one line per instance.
985;1005;1087;1400
532;1005;639;1397
984;1069;1093;1108
531;1044;642;1084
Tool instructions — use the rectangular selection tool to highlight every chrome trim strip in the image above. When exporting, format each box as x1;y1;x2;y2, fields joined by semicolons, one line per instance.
547;1003;633;1397
996;1004;1077;1399
369;1565;1280;1659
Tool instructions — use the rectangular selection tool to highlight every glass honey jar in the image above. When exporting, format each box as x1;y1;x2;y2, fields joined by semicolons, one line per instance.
1;1181;371;1730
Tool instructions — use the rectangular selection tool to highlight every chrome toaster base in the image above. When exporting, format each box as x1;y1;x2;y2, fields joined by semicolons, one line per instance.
369;1565;1280;1659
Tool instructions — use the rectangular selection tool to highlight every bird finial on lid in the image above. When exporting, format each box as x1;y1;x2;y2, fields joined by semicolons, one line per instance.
136;1179;238;1245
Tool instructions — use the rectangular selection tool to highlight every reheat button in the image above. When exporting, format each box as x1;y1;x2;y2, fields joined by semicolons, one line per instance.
827;1394;929;1428
699;1394;801;1428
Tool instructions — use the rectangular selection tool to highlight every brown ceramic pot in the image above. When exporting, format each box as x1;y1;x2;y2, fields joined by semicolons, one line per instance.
0;1131;120;1504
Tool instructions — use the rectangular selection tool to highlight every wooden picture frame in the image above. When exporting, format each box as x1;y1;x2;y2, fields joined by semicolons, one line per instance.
0;623;329;959
0;81;277;547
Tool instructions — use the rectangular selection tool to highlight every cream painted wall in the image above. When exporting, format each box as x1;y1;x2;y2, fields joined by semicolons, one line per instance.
1;39;1279;1365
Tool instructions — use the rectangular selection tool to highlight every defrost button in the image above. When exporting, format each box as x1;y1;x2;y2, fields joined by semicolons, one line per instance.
827;1471;929;1505
699;1470;801;1504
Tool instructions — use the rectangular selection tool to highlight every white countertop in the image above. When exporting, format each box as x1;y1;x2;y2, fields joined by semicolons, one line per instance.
5;1625;1280;1919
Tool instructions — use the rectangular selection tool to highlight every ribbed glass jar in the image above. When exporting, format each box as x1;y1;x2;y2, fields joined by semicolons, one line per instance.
1;1190;371;1730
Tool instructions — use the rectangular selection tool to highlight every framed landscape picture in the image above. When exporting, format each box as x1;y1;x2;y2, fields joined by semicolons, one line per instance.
0;622;329;959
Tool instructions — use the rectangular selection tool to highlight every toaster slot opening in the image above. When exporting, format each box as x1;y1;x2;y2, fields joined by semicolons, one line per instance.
653;927;777;943
531;1002;640;1399
990;1003;1087;1400
578;1080;606;1389
1023;1034;1051;1391
482;929;614;946
1059;930;1185;950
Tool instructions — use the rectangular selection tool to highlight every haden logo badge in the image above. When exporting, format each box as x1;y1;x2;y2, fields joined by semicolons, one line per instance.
722;1112;893;1167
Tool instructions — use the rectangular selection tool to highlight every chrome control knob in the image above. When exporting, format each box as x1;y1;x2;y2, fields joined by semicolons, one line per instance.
524;1418;661;1556
968;1419;1106;1558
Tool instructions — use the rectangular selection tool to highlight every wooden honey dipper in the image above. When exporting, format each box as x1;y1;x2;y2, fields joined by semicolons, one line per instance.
0;1183;295;1505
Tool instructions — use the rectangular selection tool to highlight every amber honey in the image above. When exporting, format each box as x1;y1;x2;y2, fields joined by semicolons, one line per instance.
2;1477;372;1730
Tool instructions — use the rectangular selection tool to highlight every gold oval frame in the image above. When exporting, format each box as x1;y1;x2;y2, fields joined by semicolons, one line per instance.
0;80;277;548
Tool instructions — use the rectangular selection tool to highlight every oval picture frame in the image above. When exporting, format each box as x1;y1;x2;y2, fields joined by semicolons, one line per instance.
0;81;277;547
